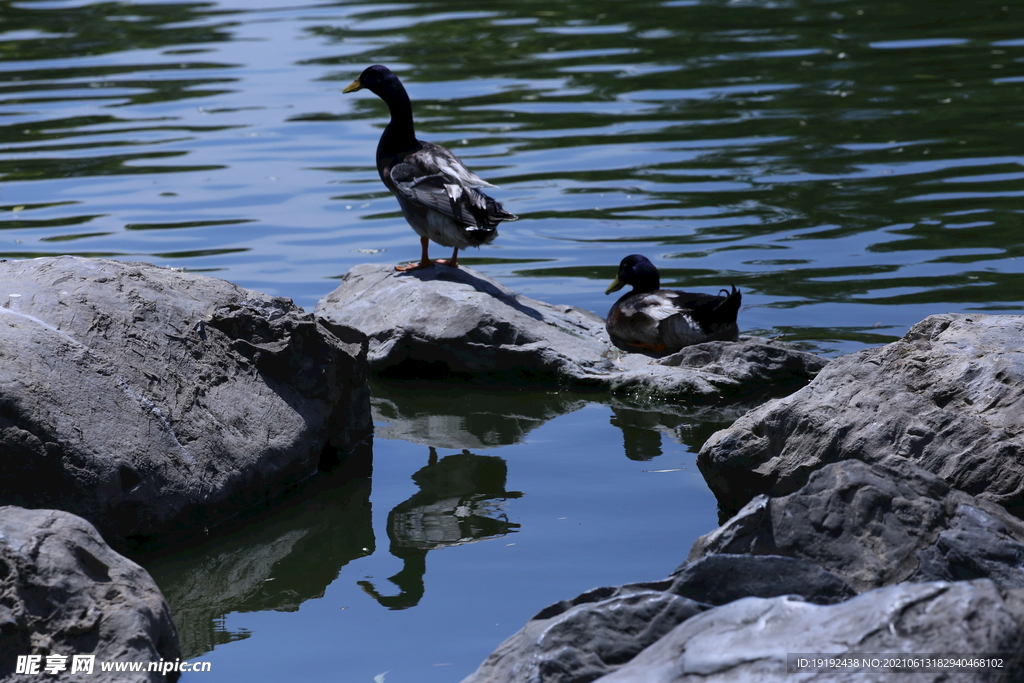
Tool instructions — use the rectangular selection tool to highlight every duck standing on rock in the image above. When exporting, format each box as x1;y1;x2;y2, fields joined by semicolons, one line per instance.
605;254;742;356
343;65;517;271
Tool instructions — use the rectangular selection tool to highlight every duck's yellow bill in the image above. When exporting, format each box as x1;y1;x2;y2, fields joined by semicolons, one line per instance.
342;79;362;94
605;277;624;295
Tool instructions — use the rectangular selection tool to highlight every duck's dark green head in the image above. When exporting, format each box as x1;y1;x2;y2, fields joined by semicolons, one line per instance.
606;254;660;295
343;64;409;103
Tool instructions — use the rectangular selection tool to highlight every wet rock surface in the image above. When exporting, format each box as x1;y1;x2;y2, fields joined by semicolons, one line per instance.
0;256;371;548
0;506;180;683
316;264;826;403
698;313;1024;515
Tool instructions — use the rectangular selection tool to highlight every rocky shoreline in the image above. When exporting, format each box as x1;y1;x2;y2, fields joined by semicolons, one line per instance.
6;255;1022;682
698;313;1024;516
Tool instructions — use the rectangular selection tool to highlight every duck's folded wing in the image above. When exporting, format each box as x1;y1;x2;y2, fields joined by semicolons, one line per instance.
391;161;516;229
418;141;496;188
611;292;686;343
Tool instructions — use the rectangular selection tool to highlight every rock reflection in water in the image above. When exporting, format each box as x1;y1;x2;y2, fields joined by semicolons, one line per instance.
373;379;757;463
359;448;522;610
609;402;753;461
371;379;587;449
142;455;374;659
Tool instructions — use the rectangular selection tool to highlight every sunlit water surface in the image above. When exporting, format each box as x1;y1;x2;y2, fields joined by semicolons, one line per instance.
3;0;1024;680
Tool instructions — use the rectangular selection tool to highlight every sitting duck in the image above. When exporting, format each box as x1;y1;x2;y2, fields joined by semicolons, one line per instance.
343;64;517;271
605;254;741;356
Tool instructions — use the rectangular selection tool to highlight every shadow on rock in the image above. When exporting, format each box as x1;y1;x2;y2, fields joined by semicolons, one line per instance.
689;457;1024;594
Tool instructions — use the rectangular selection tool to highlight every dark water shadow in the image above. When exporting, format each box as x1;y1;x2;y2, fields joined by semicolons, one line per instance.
140;447;374;660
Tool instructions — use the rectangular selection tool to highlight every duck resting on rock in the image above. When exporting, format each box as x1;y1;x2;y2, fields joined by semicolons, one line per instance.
605;254;742;356
343;64;517;271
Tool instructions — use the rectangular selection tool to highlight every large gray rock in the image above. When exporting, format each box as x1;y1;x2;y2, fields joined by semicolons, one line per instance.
689;458;1024;594
698;314;1024;515
0;506;180;683
0;256;371;547
316;264;826;403
593;580;1024;682
462;459;1024;683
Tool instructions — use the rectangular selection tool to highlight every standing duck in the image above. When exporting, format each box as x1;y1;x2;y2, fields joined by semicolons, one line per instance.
605;254;741;356
343;65;517;271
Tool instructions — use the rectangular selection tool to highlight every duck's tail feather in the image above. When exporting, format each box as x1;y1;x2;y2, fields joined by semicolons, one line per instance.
713;285;742;323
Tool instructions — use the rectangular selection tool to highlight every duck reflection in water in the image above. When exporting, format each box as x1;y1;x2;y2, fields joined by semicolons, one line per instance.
613;410;665;461
358;448;522;610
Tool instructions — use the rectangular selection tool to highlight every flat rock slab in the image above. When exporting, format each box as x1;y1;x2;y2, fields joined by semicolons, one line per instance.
316;264;826;404
689;458;1024;594
593;580;1024;682
698;314;1024;515
0;256;371;547
0;506;180;683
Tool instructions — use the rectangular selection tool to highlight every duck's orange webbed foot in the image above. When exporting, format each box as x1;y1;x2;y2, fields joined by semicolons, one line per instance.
395;236;434;271
395;260;433;272
435;247;460;268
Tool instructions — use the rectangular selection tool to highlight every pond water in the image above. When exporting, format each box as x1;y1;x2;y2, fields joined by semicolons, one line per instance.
3;0;1024;680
